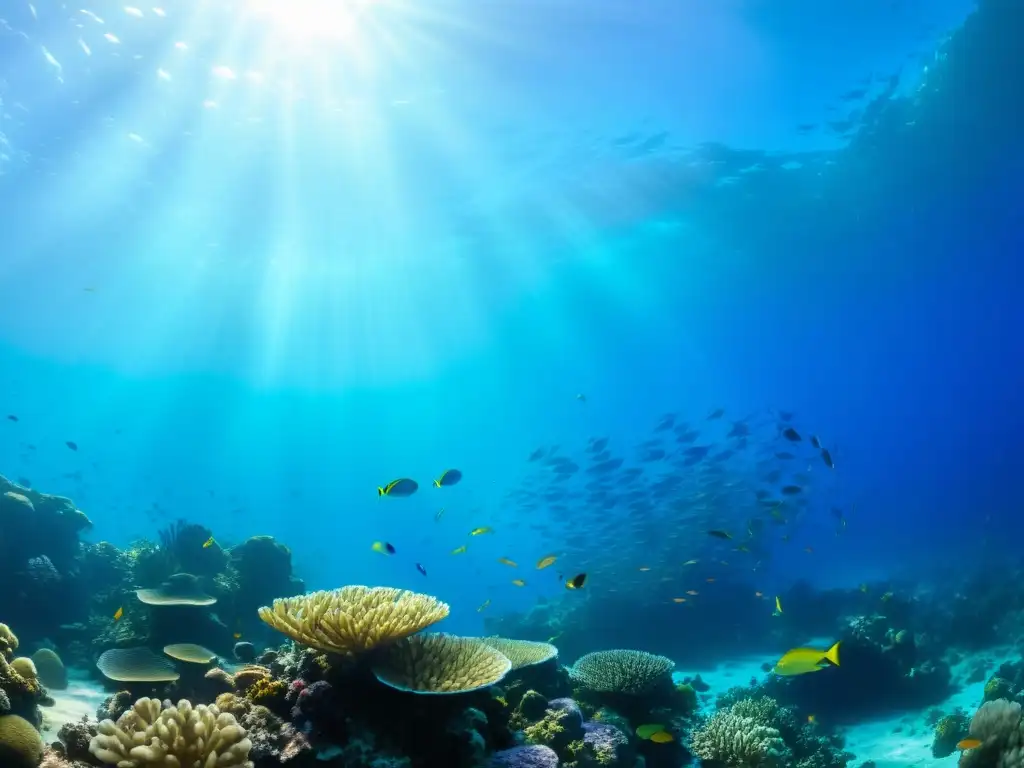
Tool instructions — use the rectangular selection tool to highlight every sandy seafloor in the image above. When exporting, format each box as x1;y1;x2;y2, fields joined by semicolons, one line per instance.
41;649;1008;766
674;645;1016;768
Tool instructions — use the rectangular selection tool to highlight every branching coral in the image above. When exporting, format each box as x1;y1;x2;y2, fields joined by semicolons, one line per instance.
89;696;253;768
258;586;450;657
690;709;791;767
372;633;512;694
568;650;674;694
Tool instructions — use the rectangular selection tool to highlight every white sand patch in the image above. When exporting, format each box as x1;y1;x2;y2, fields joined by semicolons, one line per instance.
40;669;109;738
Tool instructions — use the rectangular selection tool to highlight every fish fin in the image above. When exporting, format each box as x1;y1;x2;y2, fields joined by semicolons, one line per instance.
377;487;385;497
433;480;441;488
823;641;840;667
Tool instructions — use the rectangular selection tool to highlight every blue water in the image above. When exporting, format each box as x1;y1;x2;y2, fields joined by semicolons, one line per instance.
0;0;1019;642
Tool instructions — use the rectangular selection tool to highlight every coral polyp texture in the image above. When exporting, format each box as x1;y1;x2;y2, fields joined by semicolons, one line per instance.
372;633;513;694
89;696;253;768
567;649;674;694
689;708;791;766
959;698;1024;768
257;585;450;657
480;637;558;670
95;647;180;682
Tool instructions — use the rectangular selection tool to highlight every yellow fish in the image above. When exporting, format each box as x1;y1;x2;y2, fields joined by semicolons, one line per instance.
476;599;490;612
202;536;215;549
233;632;242;640
773;596;783;616
650;731;674;744
512;579;526;587
470;526;493;536
774;641;840;676
371;541;396;555
635;724;665;739
672;597;687;603
113;606;123;621
451;545;468;555
497;557;518;567
536;555;557;569
565;573;587;590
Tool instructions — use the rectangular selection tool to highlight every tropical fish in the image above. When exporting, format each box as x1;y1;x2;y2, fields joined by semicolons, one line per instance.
773;596;783;616
566;573;587;590
65;441;78;451
434;469;463;488
415;563;427;576
451;545;468;555
202;536;215;549
957;739;982;751
672;598;687;603
6;415;17;422
536;555;557;569
781;427;801;441
683;559;699;566
635;724;665;739
781;485;802;495
650;731;674;744
511;579;526;587
113;606;123;621
497;557;518;567
810;435;821;449
378;478;418;497
470;526;493;536
707;529;732;540
476;599;490;612
686;590;698;596
821;448;835;469
435;508;445;522
706;408;724;420
371;541;396;555
773;642;840;676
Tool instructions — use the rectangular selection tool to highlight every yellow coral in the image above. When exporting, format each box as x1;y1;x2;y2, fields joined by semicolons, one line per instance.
246;678;287;706
481;637;558;670
0;624;18;658
372;633;512;694
10;658;36;681
232;665;272;693
89;697;252;768
0;714;44;768
257;586;450;657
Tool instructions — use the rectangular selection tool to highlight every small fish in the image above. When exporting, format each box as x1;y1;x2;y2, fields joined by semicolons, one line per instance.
638;566;651;572
371;541;396;555
202;536;215;549
686;590;699;596
233;632;242;640
707;529;732;540
649;731;674;744
781;485;802;495
705;578;716;583
706;408;724;420
565;573;587;590
433;469;463;488
65;441;78;451
881;591;894;602
415;563;427;576
476;599;491;612
774;642;840;676
469;526;493;536
576;393;587;403
5;415;17;422
497;557;518;567
113;606;123;621
378;478;418;497
773;596;783;616
635;724;666;740
755;591;764;598
957;739;983;751
781;427;801;441
810;435;821;449
804;547;813;554
536;555;557;569
807;715;817;724
435;508;445;522
683;559;699;566
451;545;468;555
511;579;526;587
672;597;687;603
821;448;835;469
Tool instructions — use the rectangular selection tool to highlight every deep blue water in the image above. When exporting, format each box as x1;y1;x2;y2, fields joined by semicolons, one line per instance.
1;0;1020;640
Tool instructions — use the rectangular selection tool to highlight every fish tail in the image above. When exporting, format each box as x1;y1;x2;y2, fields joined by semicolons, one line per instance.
377;487;385;497
824;641;840;667
433;480;441;488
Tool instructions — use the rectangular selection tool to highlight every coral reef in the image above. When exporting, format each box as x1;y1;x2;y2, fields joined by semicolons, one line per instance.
959;698;1024;768
569;650;675;695
372;634;513;694
932;708;971;759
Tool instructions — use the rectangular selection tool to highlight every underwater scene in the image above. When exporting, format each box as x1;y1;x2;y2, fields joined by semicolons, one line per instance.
1;0;1023;767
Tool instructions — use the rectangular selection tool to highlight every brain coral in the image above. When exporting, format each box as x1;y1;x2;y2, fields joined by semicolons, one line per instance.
257;586;450;657
568;650;674;694
89;697;252;768
0;714;44;768
372;634;512;694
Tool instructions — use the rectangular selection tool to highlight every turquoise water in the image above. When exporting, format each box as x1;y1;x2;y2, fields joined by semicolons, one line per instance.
0;0;1018;652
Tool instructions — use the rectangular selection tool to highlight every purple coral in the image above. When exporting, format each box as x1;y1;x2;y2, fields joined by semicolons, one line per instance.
490;745;559;768
547;698;582;728
583;721;633;766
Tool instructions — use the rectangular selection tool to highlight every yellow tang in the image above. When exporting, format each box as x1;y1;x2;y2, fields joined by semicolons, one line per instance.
536;555;557;569
113;606;123;621
470;527;493;536
202;536;215;549
371;541;396;555
498;557;518;567
451;545;468;555
774;641;840;676
512;579;526;587
378;478;419;498
650;731;674;744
